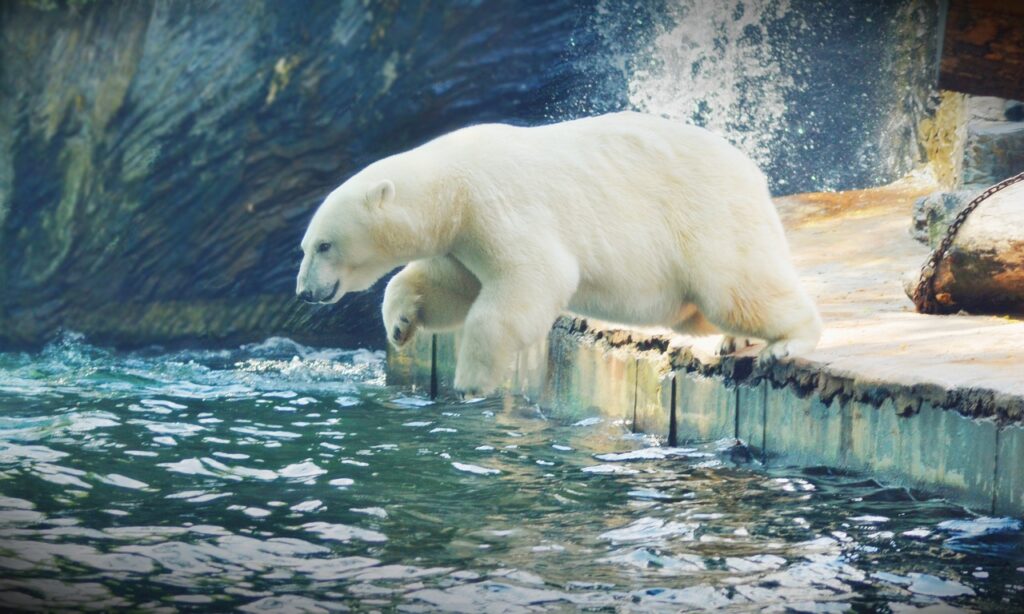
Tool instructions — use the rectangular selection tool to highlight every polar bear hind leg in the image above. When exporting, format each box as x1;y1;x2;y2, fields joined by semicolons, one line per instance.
671;304;758;356
697;275;821;366
670;303;720;336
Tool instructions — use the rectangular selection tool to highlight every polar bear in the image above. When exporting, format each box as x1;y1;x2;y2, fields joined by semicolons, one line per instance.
297;112;821;394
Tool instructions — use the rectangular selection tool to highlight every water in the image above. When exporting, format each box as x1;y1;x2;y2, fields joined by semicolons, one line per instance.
0;335;1021;612
579;0;939;194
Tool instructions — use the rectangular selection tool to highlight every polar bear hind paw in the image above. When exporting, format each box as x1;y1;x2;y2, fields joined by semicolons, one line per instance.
755;337;816;366
716;335;757;356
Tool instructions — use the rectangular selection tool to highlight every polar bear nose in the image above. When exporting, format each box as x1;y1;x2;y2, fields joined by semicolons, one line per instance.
297;289;315;303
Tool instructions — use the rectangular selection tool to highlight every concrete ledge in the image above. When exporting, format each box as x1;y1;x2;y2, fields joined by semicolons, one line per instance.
387;318;1021;516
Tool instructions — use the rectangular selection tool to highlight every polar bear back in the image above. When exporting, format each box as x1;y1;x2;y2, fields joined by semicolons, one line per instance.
364;112;793;322
411;114;784;301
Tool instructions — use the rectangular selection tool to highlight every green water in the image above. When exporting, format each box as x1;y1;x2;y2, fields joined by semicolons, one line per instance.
0;334;1021;612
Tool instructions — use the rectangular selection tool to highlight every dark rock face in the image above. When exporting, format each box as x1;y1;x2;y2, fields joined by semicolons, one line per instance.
0;0;635;349
1;0;941;349
963;121;1024;188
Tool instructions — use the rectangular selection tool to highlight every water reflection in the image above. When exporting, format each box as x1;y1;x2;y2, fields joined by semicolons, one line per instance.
0;334;1021;611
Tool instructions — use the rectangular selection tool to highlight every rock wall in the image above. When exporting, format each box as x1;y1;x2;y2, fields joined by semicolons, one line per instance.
0;0;942;349
0;0;634;348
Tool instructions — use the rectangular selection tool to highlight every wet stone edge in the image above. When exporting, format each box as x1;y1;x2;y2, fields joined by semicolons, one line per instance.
555;316;1024;426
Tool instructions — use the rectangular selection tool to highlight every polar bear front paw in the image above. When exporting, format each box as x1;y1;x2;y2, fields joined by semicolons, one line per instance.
382;292;421;348
390;314;418;347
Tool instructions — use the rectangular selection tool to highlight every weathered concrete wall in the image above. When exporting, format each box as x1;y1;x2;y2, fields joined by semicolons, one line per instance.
388;317;1024;516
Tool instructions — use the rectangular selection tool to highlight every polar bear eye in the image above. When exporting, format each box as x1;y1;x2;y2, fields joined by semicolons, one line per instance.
316;242;331;254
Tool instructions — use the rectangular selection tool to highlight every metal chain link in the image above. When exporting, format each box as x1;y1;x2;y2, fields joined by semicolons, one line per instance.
913;170;1024;314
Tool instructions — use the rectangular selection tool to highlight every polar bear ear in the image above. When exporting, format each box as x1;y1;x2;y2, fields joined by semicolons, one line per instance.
364;180;395;209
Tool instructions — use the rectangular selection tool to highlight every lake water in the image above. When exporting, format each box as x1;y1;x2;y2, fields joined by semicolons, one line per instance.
0;334;1021;612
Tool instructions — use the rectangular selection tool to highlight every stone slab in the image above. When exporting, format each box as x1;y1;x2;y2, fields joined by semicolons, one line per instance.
763;387;845;468
385;332;434;393
761;391;999;512
512;334;550;404
890;403;998;511
542;334;635;424
777;179;1024;412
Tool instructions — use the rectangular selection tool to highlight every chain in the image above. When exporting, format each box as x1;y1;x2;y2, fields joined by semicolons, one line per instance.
913;170;1024;314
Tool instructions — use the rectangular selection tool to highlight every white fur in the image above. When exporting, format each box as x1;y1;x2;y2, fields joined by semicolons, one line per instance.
298;112;822;394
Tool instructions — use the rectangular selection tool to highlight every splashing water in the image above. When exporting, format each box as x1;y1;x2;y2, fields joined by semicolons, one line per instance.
0;334;1021;611
626;0;798;173
576;0;939;194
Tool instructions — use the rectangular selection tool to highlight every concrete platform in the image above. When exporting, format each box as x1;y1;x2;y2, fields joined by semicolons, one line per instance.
387;177;1024;516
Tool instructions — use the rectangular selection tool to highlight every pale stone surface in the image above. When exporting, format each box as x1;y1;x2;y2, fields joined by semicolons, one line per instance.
776;178;1024;405
966;96;1010;122
963;121;1024;187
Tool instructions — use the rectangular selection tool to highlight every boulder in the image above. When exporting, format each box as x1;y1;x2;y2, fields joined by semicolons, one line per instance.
911;189;975;247
963;121;1024;187
928;181;1024;314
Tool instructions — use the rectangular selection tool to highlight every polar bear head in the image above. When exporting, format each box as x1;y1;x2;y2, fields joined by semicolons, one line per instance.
296;178;400;304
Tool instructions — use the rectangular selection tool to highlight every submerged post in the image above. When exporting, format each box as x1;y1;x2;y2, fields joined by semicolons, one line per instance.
668;375;678;447
430;334;438;400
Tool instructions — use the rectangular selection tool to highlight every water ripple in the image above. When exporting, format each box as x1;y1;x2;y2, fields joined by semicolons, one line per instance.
0;335;1020;611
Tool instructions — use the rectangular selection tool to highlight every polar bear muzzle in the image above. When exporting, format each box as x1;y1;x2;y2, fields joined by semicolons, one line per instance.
295;246;344;304
297;279;339;304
